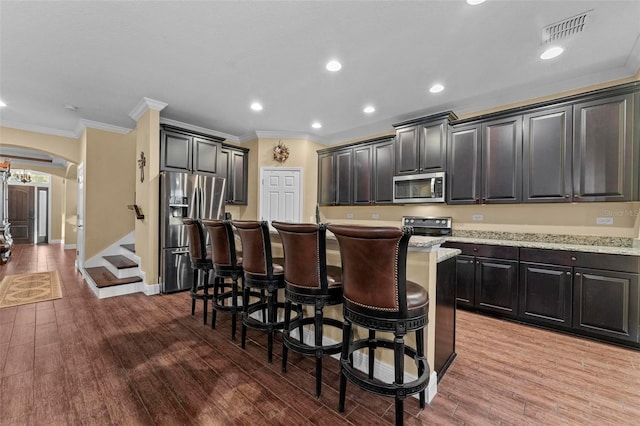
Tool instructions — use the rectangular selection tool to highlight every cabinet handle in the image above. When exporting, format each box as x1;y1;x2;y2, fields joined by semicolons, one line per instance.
473;248;478;252
571;256;577;261
575;272;581;277
565;194;570;199
566;271;571;275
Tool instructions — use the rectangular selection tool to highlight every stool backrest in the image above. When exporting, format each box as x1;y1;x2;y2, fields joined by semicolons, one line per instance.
272;221;328;291
327;225;412;314
202;219;239;268
232;220;275;277
183;218;208;263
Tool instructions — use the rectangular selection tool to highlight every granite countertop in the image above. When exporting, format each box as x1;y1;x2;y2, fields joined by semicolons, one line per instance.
444;236;640;256
436;248;461;263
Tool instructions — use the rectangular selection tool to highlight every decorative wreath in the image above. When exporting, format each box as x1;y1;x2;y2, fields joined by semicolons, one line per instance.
272;141;290;163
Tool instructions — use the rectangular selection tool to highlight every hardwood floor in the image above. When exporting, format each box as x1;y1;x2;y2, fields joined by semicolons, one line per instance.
1;244;639;425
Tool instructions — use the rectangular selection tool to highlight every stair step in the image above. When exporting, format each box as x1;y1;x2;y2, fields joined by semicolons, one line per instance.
85;266;142;288
103;255;137;269
121;244;136;253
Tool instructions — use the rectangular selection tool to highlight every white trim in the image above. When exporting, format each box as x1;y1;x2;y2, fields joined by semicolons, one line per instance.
255;130;323;144
159;117;239;143
49;239;63;244
129;97;169;121
0;120;78;139
64;244;76;250
74;119;132;138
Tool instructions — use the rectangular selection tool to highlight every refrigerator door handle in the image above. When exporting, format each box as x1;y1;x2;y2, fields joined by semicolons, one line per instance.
171;249;189;255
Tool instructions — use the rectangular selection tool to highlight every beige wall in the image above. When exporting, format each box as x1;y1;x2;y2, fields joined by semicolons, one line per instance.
64;176;78;246
50;175;64;241
134;110;160;284
0;126;80;164
83;128;136;259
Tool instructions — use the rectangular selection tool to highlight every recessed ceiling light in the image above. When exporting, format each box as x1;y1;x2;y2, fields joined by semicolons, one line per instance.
0;99;6;107
429;84;445;94
250;102;263;111
312;122;322;129
540;46;564;60
326;60;342;72
467;0;486;5
363;106;375;114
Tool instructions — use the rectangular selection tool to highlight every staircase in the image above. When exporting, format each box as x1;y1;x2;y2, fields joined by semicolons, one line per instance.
84;242;147;299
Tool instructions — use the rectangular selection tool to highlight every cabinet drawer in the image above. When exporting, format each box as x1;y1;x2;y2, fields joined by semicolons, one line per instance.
445;242;518;260
520;248;640;273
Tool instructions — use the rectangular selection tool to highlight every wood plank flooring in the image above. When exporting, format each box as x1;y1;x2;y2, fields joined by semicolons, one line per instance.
1;244;639;425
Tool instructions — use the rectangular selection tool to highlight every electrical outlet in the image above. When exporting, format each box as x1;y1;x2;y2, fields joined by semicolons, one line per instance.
372;213;380;219
596;217;613;225
472;214;484;221
346;213;354;219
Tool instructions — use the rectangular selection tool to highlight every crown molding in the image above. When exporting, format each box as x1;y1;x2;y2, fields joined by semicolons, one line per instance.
128;97;168;122
74;119;133;138
0;120;78;139
159;118;239;143
253;130;325;144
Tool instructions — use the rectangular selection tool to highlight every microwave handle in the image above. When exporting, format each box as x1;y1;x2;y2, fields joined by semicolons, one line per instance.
431;178;436;197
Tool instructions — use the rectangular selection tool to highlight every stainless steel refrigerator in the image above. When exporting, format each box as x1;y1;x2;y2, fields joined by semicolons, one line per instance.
160;171;225;293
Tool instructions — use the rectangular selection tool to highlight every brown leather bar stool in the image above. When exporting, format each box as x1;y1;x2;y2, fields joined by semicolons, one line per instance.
327;224;430;426
233;220;298;363
201;219;244;340
183;218;214;325
272;221;343;397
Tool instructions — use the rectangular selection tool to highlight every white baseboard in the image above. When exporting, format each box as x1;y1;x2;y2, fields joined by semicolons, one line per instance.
49;239;63;244
64;244;77;250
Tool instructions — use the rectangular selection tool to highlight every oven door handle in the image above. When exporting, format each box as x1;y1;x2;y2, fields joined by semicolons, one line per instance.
430;178;436;198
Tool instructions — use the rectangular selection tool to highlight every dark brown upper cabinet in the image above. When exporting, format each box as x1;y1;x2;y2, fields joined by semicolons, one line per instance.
573;93;636;202
317;148;352;206
353;138;395;205
522;106;573;203
394;112;456;175
448;116;521;204
160;126;224;176
220;145;249;205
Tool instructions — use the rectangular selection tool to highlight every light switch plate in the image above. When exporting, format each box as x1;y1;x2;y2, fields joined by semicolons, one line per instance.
346;213;354;219
596;217;613;225
472;214;484;221
372;213;380;219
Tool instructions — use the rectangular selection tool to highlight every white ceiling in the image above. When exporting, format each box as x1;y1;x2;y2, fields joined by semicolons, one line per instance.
1;0;639;150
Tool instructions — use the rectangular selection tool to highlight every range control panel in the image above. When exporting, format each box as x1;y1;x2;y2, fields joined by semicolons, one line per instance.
402;216;452;236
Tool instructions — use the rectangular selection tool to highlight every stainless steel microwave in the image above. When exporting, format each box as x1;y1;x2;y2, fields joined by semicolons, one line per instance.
393;172;446;203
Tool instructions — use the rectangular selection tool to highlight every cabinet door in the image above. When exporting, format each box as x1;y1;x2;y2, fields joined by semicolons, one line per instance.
448;125;481;204
522;107;573;202
193;137;220;175
455;255;476;308
219;149;230;202
395;126;421;175
317;152;336;205
420;121;447;172
230;150;248;205
353;145;373;205
519;262;572;327
161;129;192;172
481;116;522;203
475;257;518;315
573;94;635;201
335;149;353;205
372;140;395;204
573;268;639;342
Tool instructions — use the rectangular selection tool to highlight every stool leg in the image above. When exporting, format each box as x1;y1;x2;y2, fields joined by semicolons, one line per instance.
202;270;209;325
211;276;220;330
241;284;249;349
394;332;405;426
416;328;426;409
282;299;292;373
231;276;238;341
314;304;323;398
338;318;352;413
368;329;376;379
298;304;304;344
191;270;197;316
267;289;274;363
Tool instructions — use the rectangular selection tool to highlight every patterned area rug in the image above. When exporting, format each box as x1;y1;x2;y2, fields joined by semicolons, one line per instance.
0;271;62;308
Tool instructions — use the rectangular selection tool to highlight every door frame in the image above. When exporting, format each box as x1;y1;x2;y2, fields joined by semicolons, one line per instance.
259;167;303;223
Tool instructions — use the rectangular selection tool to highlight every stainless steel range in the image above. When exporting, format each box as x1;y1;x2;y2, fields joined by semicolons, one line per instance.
402;216;452;237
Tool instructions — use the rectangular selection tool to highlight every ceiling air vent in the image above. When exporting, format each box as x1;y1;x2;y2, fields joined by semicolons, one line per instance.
542;9;593;44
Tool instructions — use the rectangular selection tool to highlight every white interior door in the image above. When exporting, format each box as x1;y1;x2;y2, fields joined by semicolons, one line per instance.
260;168;302;224
76;163;85;270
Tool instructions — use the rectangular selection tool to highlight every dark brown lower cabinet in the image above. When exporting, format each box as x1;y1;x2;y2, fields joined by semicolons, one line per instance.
454;255;475;308
476;257;518;315
519;262;572;327
435;256;457;382
573;268;639;343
